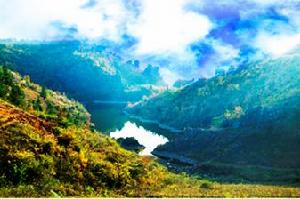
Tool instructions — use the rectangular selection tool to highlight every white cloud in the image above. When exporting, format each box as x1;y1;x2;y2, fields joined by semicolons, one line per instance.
7;0;300;82
125;0;213;84
0;0;212;47
0;0;214;84
0;0;130;41
197;40;239;78
159;67;183;86
0;0;65;40
110;121;168;156
213;41;239;61
278;6;300;30
255;32;300;57
250;0;281;5
251;0;300;6
128;0;212;56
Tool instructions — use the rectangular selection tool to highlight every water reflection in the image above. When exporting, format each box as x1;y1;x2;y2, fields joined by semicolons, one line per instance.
86;103;127;133
110;121;168;156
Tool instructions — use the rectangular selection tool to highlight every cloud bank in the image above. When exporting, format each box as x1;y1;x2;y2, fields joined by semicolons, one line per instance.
1;0;300;83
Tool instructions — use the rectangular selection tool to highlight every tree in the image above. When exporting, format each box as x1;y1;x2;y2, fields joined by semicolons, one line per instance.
9;84;25;107
0;66;13;99
33;97;43;111
46;100;57;115
24;75;31;87
0;84;9;98
0;66;14;85
40;86;47;99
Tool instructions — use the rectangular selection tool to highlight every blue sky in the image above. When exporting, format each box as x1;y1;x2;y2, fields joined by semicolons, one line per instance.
0;0;300;84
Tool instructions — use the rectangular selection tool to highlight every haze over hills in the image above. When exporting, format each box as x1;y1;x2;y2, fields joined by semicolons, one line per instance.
0;42;165;103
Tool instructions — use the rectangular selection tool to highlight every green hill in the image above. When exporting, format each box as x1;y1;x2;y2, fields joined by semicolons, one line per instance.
128;52;300;182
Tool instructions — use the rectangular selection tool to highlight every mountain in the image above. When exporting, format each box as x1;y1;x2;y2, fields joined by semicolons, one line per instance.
0;41;164;102
127;52;300;182
1;67;299;197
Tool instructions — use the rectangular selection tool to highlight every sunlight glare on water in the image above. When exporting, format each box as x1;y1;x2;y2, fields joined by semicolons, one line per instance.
110;121;168;156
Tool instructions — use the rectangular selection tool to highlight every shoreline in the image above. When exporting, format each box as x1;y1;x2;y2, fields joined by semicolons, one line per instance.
93;100;128;104
152;150;198;166
123;111;183;133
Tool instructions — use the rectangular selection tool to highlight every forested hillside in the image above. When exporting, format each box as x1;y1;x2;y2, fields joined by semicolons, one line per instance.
0;65;90;127
128;51;300;181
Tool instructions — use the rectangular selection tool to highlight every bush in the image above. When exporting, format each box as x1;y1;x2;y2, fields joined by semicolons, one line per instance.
200;181;213;189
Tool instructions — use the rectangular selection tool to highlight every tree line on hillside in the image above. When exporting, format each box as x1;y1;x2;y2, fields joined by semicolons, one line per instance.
0;66;25;106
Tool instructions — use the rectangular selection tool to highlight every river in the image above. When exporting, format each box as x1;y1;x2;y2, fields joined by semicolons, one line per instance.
85;102;172;156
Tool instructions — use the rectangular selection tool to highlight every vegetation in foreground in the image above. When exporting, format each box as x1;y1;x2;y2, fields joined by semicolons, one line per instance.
0;67;299;197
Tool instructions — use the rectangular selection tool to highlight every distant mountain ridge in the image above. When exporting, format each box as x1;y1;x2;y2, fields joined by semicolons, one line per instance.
0;41;164;102
129;53;300;130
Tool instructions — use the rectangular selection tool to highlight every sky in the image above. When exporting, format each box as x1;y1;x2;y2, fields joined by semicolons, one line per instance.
0;0;300;84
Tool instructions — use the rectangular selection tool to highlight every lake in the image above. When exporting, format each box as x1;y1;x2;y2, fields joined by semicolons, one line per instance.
85;102;171;156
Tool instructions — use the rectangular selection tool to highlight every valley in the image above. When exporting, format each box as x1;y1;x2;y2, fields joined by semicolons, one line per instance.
1;0;300;197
